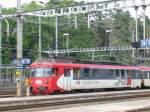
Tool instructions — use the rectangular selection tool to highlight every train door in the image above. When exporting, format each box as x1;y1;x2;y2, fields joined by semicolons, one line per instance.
115;69;127;87
131;70;141;88
64;69;71;91
120;70;127;87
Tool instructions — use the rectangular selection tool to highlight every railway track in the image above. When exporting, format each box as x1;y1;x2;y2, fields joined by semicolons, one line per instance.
0;90;16;98
1;89;150;111
0;90;26;98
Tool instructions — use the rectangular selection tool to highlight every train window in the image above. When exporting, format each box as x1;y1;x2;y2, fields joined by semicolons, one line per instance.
45;68;54;76
73;68;80;79
99;69;114;79
131;70;140;79
84;68;89;78
93;69;99;78
80;68;84;79
132;70;141;79
64;69;70;77
148;72;150;79
35;68;44;77
121;70;125;79
114;70;120;78
30;68;54;77
144;71;148;79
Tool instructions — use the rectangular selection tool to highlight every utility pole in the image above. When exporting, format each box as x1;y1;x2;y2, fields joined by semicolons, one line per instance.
74;14;77;29
133;0;139;64
16;0;23;96
135;6;138;42
132;30;135;57
88;13;90;28
38;16;41;59
0;4;2;65
142;0;146;61
55;16;58;56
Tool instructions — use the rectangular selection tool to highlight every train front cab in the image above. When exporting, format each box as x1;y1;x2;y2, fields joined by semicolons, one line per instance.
29;66;63;95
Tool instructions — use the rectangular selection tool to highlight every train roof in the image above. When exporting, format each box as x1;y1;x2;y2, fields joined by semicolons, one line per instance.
55;63;140;70
31;60;140;70
140;66;150;71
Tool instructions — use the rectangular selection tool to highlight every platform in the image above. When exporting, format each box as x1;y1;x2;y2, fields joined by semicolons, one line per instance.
39;99;150;112
0;89;150;102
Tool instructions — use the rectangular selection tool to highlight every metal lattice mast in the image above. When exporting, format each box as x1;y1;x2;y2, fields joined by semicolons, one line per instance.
55;16;58;56
38;16;41;59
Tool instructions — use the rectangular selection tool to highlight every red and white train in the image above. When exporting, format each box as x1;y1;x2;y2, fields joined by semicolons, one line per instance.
28;59;150;95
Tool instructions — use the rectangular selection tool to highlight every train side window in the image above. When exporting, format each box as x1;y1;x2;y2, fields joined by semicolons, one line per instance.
114;70;120;78
64;69;70;77
99;69;114;79
144;71;148;79
136;71;141;79
93;69;98;78
84;68;89;78
131;70;136;79
148;72;150;79
80;68;84;79
121;70;125;79
73;68;80;79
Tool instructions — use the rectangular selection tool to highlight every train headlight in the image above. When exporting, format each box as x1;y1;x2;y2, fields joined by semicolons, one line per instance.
35;80;42;84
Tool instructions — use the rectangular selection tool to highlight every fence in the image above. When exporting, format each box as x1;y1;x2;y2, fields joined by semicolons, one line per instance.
0;65;30;91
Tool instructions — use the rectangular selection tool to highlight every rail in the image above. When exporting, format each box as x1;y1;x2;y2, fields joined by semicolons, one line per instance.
1;89;150;111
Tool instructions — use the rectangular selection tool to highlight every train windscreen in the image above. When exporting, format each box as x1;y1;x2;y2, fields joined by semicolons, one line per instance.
30;68;54;77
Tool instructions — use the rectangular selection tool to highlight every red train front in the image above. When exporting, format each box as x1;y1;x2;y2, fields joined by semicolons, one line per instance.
29;60;64;95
